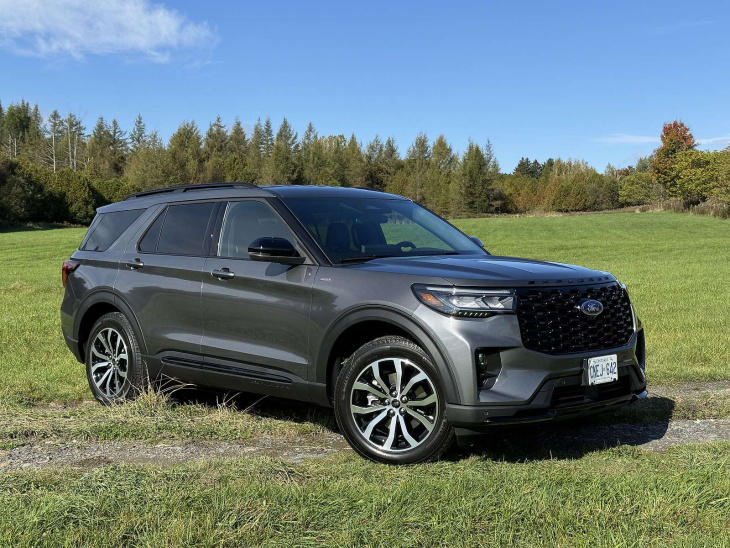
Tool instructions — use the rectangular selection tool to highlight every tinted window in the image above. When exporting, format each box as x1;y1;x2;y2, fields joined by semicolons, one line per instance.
283;197;483;263
157;202;215;256
138;209;167;253
218;201;296;259
82;209;144;251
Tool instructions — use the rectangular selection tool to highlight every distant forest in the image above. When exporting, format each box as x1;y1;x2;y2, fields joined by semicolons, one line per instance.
1;98;728;224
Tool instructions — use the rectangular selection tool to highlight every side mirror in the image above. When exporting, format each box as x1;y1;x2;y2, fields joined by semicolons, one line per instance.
248;237;306;265
469;235;484;247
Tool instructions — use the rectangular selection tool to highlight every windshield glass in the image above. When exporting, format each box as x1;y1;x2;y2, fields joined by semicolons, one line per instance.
283;196;486;263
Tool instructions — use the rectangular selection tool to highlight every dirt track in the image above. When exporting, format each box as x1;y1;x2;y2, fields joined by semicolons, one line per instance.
2;382;729;471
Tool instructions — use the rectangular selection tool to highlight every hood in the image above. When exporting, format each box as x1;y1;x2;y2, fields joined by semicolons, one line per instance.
342;254;615;287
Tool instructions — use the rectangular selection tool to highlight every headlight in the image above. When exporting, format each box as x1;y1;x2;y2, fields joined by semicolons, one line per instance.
412;284;516;317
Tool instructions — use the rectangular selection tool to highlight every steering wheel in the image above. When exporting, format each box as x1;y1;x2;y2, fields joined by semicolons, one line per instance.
396;241;417;250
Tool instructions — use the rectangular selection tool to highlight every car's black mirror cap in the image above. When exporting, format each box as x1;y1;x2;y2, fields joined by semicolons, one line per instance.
248;237;306;265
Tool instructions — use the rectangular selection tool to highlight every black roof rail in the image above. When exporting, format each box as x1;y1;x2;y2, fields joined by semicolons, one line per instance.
124;182;259;200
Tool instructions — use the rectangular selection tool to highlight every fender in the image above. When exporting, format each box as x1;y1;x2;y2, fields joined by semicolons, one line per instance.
311;305;461;405
74;289;148;357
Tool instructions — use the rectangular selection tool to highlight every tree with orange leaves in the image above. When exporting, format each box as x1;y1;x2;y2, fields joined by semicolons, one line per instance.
651;121;697;197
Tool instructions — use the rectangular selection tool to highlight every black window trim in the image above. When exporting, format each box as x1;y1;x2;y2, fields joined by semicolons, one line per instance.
135;200;221;258
210;198;317;264
80;208;145;252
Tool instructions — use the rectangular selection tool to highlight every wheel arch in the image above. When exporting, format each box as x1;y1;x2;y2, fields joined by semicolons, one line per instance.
313;307;460;406
74;291;147;360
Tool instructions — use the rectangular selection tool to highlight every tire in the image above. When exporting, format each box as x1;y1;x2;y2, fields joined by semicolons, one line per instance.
85;312;147;404
334;336;454;464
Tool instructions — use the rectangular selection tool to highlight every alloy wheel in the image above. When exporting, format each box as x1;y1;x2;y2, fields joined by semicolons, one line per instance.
90;327;129;398
349;357;439;452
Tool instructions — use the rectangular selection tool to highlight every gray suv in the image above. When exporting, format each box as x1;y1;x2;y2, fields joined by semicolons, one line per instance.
61;183;647;464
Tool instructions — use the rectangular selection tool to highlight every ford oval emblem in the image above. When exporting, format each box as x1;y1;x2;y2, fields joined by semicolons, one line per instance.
579;299;604;316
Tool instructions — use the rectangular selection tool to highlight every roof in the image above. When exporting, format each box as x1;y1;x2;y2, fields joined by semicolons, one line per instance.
99;183;405;213
263;185;404;200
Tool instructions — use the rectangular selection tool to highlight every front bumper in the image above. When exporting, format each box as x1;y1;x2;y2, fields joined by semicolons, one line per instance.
446;365;647;438
414;305;647;438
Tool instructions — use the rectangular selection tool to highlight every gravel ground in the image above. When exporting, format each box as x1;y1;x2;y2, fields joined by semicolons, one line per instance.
2;382;730;471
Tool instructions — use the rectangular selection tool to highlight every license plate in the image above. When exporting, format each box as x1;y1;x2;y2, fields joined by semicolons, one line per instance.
586;354;618;386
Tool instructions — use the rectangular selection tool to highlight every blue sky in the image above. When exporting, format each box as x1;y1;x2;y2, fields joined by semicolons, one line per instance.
0;0;728;171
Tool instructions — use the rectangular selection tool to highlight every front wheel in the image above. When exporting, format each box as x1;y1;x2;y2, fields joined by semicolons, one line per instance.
334;336;454;464
85;312;147;404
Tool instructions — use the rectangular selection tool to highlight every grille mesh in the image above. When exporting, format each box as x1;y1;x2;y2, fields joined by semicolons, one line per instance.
515;282;634;355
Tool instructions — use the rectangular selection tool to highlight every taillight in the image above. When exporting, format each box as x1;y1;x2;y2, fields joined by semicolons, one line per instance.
62;260;80;287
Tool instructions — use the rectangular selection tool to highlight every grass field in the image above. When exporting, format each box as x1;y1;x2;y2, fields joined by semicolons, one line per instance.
1;212;729;547
1;211;728;406
2;445;730;546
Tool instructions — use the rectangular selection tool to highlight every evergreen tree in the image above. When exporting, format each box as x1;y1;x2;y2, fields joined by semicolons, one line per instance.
129;114;147;152
405;133;430;203
247;119;264;182
4;100;33;157
424;135;454;215
299;122;318;185
364;135;385;190
345;134;366;187
124;130;167;191
109;119;128;176
634;156;651;173
460;141;493;214
203;115;228;182
269;117;298;185
86;116;112;177
225;118;250;182
166;120;203;185
0;100;5;149
262;117;274;156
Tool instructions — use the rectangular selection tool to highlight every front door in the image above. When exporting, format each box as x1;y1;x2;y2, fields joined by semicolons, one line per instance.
200;199;316;392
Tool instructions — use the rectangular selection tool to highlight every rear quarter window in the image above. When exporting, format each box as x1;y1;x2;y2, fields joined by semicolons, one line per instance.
81;209;144;251
156;202;216;256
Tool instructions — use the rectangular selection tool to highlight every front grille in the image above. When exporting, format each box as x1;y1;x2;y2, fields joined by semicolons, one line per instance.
515;282;634;355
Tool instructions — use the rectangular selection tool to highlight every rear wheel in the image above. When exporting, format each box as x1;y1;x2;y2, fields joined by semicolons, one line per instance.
334;336;453;464
85;312;146;404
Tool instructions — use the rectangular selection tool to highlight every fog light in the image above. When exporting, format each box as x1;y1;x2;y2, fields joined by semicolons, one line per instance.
476;350;502;390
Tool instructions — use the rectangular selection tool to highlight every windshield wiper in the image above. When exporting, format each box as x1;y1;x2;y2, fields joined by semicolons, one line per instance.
339;255;395;264
339;251;461;263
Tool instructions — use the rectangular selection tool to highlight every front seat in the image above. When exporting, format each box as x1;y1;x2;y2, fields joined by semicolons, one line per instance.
325;222;352;252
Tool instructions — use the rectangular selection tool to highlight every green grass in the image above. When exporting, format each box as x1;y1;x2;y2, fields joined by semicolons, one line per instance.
0;389;334;449
0;211;728;405
0;227;88;404
1;446;730;547
454;212;730;384
1;214;730;547
1;388;728;450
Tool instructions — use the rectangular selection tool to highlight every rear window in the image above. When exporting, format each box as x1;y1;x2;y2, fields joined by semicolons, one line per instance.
81;209;144;251
156;202;215;256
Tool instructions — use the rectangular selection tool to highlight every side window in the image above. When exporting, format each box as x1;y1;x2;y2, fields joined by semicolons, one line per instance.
138;208;167;253
218;201;296;259
156;202;215;256
81;209;144;251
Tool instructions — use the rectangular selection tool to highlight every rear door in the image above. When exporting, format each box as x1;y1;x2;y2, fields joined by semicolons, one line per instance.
200;199;316;391
116;200;219;382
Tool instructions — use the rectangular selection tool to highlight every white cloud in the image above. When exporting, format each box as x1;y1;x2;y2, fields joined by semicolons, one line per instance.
599;134;660;145
0;0;213;62
697;135;730;146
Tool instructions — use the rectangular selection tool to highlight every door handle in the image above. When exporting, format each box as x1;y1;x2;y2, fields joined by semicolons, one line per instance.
211;268;235;280
126;259;144;269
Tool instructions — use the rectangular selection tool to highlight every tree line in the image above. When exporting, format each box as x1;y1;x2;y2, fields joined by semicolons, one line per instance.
1;97;728;225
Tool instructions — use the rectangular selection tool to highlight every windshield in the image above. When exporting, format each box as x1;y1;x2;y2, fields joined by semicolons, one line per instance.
282;196;486;263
